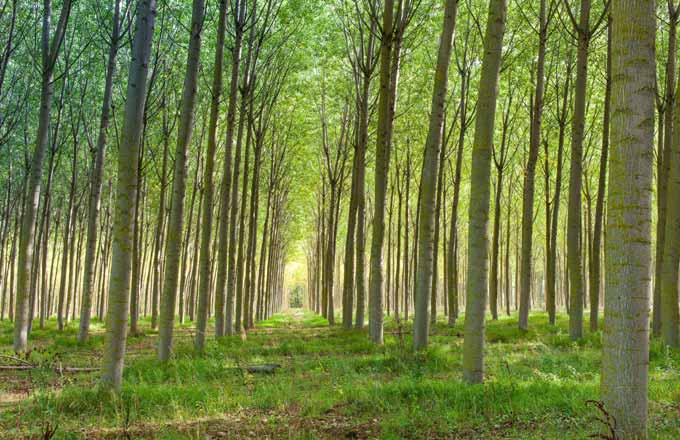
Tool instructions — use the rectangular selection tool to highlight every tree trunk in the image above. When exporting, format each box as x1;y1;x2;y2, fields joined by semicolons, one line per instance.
215;0;246;338
447;69;468;326
78;0;121;341
589;18;611;333
101;0;156;391
413;0;458;350
519;0;548;331
462;0;507;384
654;3;678;337
601;2;655;436
157;0;205;361
15;0;73;351
195;0;227;352
368;0;395;345
567;0;592;341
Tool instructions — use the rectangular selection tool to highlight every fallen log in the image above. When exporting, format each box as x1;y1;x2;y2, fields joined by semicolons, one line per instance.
245;364;281;374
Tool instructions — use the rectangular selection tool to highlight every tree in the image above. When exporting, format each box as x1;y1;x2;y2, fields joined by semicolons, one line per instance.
563;0;608;340
367;0;395;345
340;0;378;330
601;1;655;436
194;0;228;352
654;0;680;337
101;0;157;391
413;0;459;351
13;0;73;352
78;0;123;342
661;48;680;347
462;0;507;384
546;51;572;326
588;15;611;333
215;0;247;338
518;0;554;331
490;91;516;321
157;0;205;361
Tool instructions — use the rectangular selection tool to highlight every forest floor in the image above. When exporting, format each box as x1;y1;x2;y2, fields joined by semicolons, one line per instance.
0;309;679;439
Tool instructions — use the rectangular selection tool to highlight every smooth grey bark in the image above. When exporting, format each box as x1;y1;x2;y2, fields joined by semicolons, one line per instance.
225;0;257;336
151;99;170;329
195;0;227;352
490;96;513;321
518;0;550;331
430;137;446;325
157;0;205;362
14;0;73;352
589;18;610;333
78;0;120;341
352;10;377;328
368;0;395;345
235;110;253;332
661;75;680;348
446;61;470;326
546;56;571;325
101;0;156;391
462;0;507;384
215;0;246;338
601;1;655;437
341;9;379;326
654;2;679;337
57;141;76;331
565;0;606;340
413;0;458;350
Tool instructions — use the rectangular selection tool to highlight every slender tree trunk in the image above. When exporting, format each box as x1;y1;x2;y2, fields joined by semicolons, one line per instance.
547;60;570;324
78;0;121;341
354;72;372;329
462;0;507;383
101;0;156;391
58;141;78;330
151;97;170;330
402;153;411;322
195;0;227;352
157;0;205;361
368;0;395;345
447;72;467;326
129;157;144;335
15;0;73;351
226;55;253;334
661;83;680;346
413;0;458;350
505;177;512;316
654;3;678;337
342;134;360;328
430;135;447;325
519;0;548;331
215;0;246;338
567;0;593;341
490;173;503;321
245;136;263;329
589;19;611;333
235;113;253;332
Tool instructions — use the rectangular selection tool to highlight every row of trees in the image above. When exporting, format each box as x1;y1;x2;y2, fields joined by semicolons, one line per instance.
303;0;661;438
0;0;302;390
0;0;672;437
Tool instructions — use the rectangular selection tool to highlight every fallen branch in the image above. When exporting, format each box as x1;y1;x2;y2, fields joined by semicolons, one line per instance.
0;364;100;373
0;354;34;366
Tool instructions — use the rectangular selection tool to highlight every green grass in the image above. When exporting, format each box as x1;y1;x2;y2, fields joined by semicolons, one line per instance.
0;310;678;439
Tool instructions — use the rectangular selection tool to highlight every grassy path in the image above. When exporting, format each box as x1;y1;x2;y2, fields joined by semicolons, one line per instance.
1;310;679;439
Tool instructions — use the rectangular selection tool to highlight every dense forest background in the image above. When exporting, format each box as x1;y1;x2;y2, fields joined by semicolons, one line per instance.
0;0;677;438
